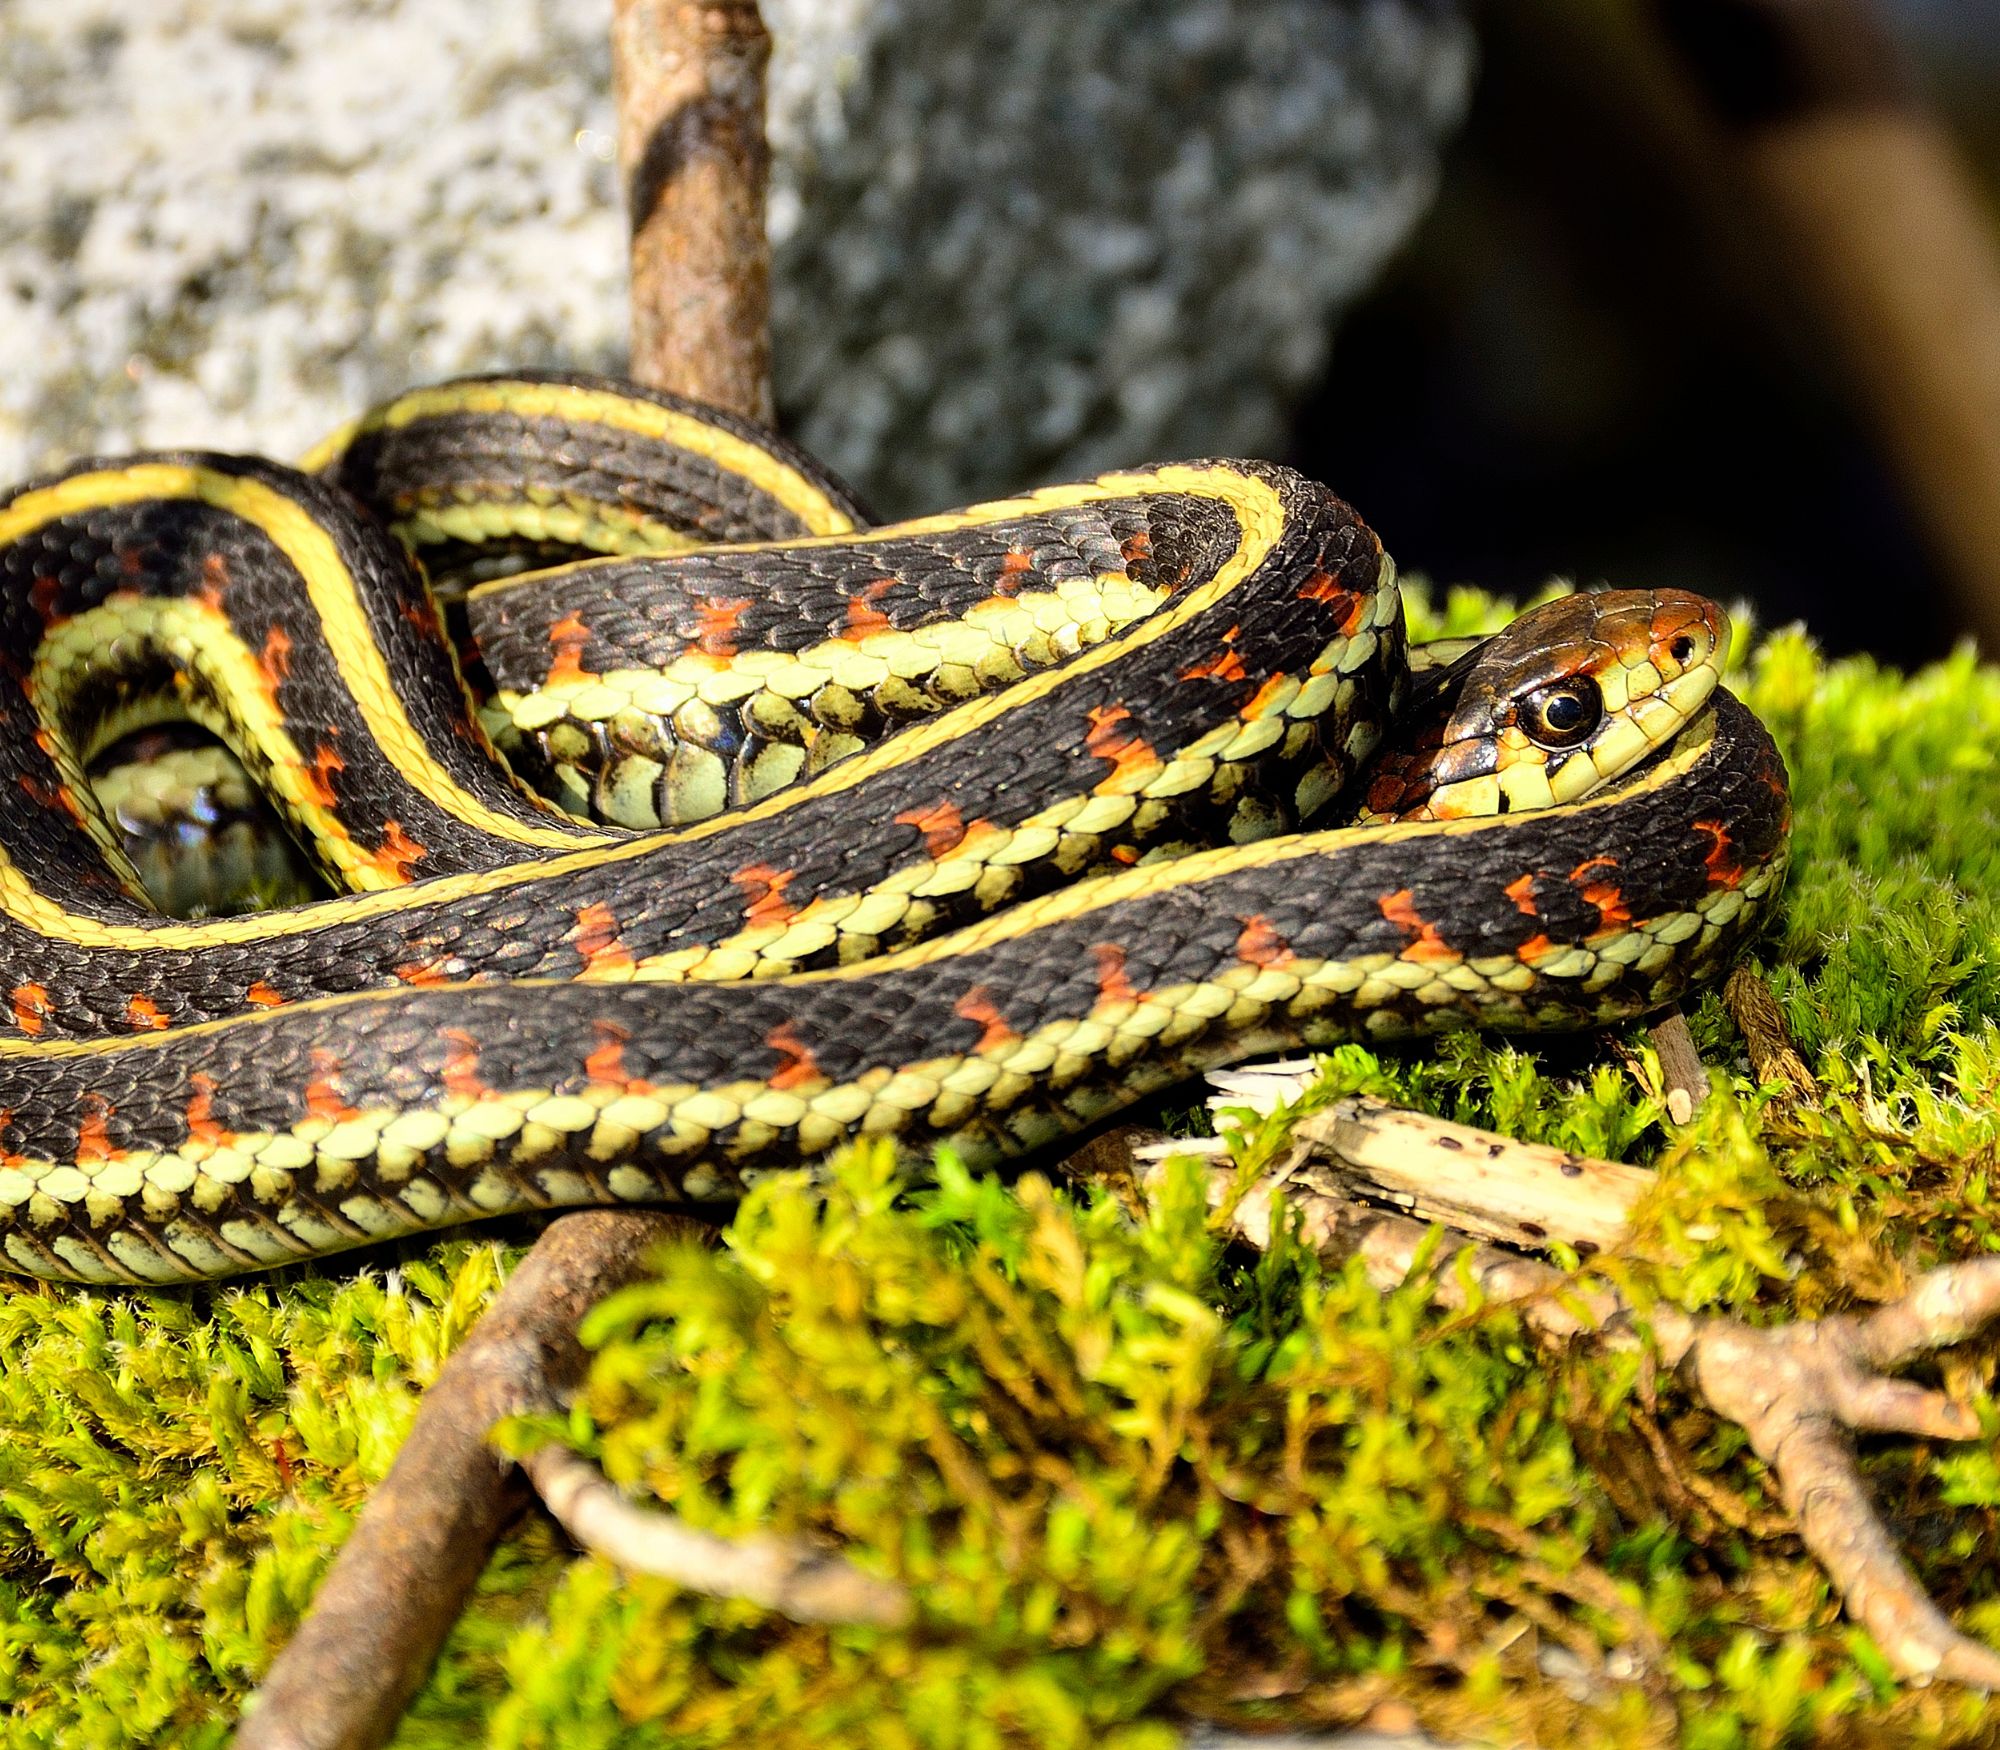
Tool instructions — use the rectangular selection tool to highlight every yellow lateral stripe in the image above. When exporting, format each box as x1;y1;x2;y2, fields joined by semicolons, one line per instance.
298;380;859;538
0;465;1292;949
0;712;1724;1054
0;464;609;853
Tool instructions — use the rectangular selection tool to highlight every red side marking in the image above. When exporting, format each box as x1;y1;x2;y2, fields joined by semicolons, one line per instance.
1691;818;1743;889
1297;570;1365;632
1569;856;1633;932
1119;531;1152;567
1084;704;1158;789
259;624;293;690
368;820;428;883
197;552;230;610
245;981;287;1008
1235;914;1297;969
393;957;454;987
765;1020;821;1091
0;1108;25;1170
954;986;1019;1051
893;799;968;858
185;1071;228;1148
546;611;593;685
124;994;169;1032
10;983;50;1036
1515;932;1555;964
1110;845;1139;864
77;1094;122;1166
1093;942;1139;1006
439;1029;485;1100
843;577;898;639
29;574;64;626
303;743;344;808
584;1020;630;1087
694;597;752;660
304;1049;359;1123
731;864;798;929
572;901;634;974
1504;873;1540;918
1378;889;1455;964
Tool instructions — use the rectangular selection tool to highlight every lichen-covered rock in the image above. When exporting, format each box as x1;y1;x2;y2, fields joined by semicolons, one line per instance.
0;0;1469;512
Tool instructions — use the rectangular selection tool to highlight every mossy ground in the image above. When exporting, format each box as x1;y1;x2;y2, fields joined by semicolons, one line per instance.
8;590;2000;1748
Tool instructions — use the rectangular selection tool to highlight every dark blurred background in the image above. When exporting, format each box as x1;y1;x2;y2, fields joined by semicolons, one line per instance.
1290;0;2000;665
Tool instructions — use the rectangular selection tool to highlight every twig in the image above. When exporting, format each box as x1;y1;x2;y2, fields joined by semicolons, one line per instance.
231;1212;690;1750
1648;1006;1709;1124
520;1445;911;1626
1157;1069;2000;1689
613;0;774;419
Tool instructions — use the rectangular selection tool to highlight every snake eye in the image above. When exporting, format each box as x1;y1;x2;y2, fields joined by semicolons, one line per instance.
1670;634;1697;665
1519;676;1603;749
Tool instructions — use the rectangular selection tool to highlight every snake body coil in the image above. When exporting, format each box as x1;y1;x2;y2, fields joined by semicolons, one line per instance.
0;375;1790;1284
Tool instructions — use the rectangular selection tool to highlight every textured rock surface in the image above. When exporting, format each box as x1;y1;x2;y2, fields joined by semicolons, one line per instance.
0;0;1470;513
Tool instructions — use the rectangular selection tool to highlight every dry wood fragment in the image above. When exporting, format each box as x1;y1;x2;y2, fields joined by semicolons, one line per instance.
1648;1006;1709;1123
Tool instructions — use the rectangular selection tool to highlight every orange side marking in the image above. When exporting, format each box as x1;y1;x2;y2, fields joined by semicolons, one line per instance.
1504;873;1540;918
584;1021;630;1088
545;611;594;685
1242;673;1292;720
572;901;635;975
894;799;968;858
245;981;287;1008
1235;914;1297;969
1692;819;1743;888
1084;704;1158;790
259;624;293;690
10;983;50;1036
954;986;1019;1052
439;1029;486;1100
1378;889;1456;964
77;1094;122;1166
1570;856;1633;933
304;1049;359;1123
197;553;230;611
124;994;169;1032
731;864;798;929
185;1072;229;1148
1093;942;1139;1006
765;1020;822;1091
367;820;428;883
843;577;897;639
303;743;344;809
694;597;752;660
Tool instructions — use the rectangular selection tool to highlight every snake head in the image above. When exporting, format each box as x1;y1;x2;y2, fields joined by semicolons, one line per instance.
1356;589;1728;824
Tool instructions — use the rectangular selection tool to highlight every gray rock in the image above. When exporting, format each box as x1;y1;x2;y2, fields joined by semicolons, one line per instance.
0;0;1471;512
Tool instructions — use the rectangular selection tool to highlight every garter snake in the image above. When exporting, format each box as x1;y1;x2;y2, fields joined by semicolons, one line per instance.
0;374;1791;1284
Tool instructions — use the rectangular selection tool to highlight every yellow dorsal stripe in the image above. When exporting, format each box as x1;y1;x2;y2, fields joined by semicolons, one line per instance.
299;380;860;538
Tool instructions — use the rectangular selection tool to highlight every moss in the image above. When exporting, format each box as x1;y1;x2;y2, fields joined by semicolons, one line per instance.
9;590;2000;1745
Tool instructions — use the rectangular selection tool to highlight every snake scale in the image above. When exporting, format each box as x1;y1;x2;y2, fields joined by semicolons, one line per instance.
0;373;1791;1284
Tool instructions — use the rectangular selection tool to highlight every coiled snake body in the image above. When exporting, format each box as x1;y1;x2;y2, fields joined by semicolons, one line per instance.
0;374;1791;1284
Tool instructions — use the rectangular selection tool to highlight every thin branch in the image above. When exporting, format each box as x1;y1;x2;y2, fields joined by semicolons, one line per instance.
1648;1006;1710;1123
231;1211;692;1750
519;1445;911;1626
613;0;774;417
